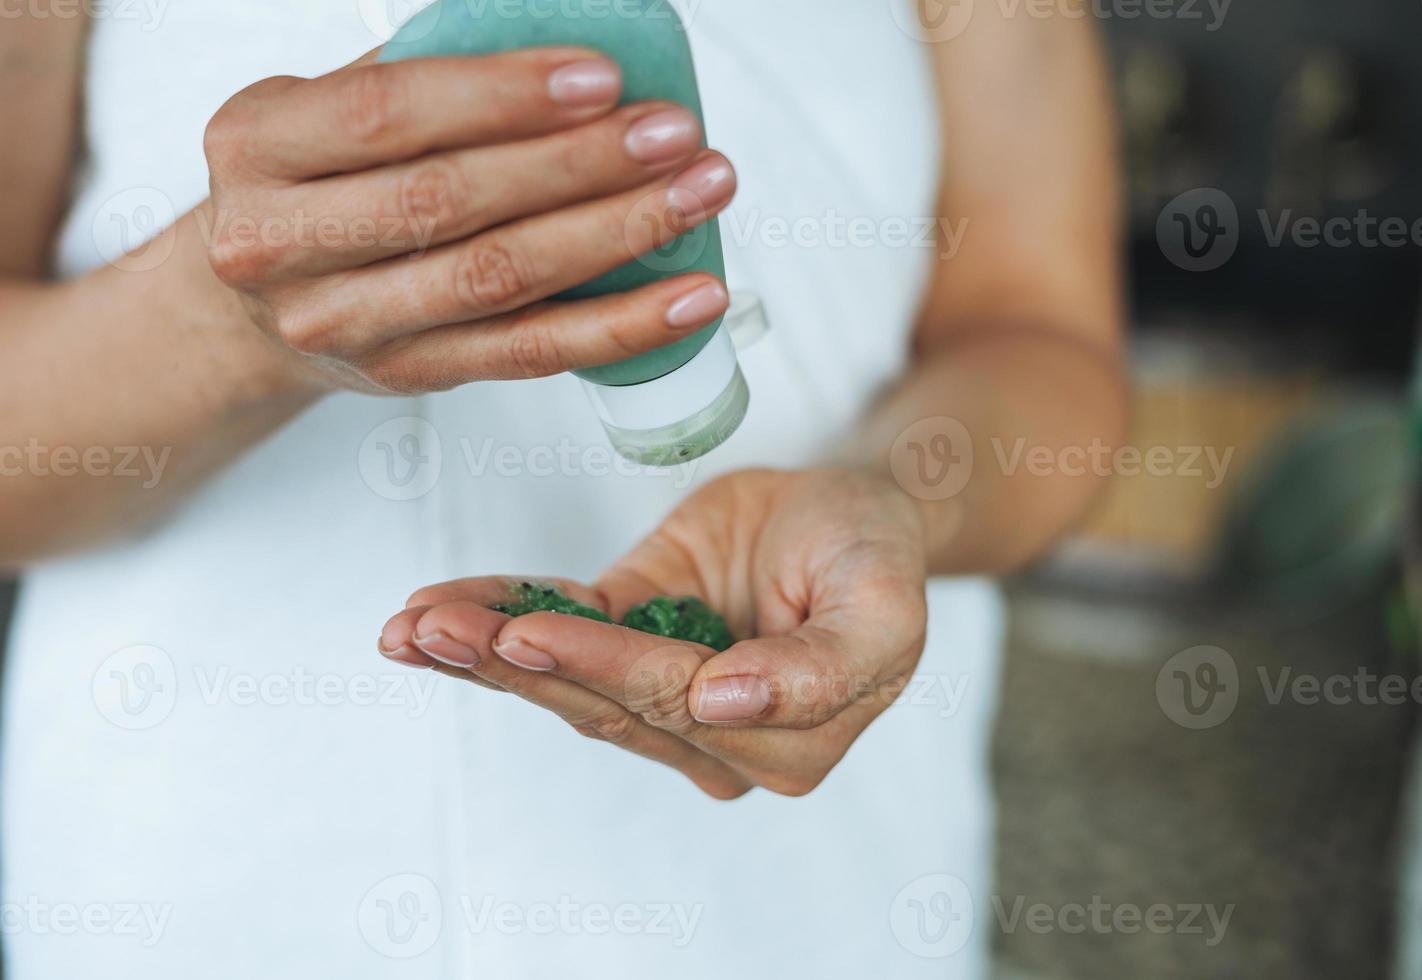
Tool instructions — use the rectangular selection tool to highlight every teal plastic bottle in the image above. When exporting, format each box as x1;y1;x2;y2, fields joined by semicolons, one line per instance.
380;0;749;464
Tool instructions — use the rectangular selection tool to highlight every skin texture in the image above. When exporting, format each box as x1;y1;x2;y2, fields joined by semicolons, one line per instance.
0;11;84;277
4;2;1125;795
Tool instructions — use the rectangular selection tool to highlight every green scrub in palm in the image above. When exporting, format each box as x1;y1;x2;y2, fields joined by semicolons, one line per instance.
494;581;734;651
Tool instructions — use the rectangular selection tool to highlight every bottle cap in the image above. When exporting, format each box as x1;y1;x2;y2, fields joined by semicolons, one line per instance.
582;323;750;466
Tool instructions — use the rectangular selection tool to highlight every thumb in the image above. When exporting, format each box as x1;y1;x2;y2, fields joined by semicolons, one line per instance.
689;617;912;730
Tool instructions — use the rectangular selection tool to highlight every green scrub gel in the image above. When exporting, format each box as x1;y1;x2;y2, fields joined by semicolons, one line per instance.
381;0;750;465
492;581;613;622
494;582;734;651
621;596;734;651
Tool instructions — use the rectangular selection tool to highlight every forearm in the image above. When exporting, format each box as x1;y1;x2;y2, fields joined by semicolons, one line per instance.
859;2;1125;576
0;207;319;569
849;324;1127;576
0;10;85;278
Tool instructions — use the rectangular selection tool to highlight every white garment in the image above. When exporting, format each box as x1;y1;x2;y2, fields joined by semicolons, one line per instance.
2;1;1004;976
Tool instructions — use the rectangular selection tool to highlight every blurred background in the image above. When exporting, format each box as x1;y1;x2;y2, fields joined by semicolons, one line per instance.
1;0;1418;977
992;0;1419;978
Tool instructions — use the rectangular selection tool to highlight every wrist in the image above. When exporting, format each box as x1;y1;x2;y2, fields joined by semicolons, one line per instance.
175;204;329;408
821;460;965;574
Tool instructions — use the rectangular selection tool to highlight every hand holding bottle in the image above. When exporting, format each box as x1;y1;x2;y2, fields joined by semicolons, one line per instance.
202;46;735;395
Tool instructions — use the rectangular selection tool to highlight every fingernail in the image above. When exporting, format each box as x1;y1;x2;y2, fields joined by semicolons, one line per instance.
695;676;772;722
625;108;700;164
666;157;736;221
548;59;622;108
666;281;729;330
493;637;558;672
378;639;433;670
413;631;481;668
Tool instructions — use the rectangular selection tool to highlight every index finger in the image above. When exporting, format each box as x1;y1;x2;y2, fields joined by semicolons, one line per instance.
212;48;623;180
